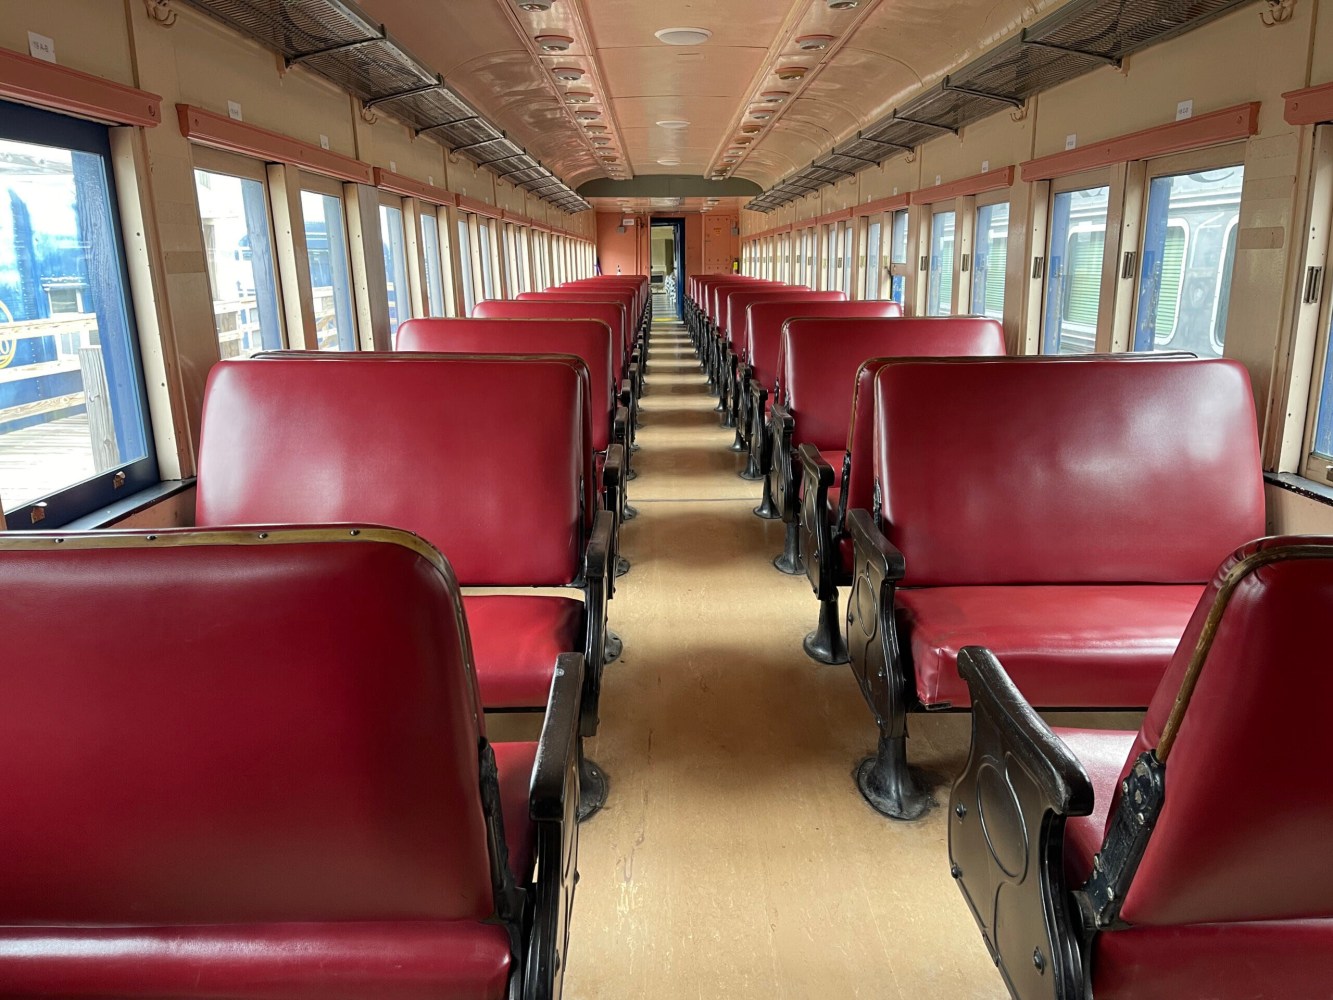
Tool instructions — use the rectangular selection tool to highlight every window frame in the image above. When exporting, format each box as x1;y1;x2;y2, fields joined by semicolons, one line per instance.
1036;166;1117;355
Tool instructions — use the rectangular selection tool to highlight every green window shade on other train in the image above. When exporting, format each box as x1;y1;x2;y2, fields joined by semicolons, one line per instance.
1154;225;1187;341
1063;228;1105;327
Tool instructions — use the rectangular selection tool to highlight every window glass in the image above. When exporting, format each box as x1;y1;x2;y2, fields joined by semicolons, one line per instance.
457;216;476;315
927;210;955;316
890;208;911;305
193;168;283;358
841;224;854;295
1314;317;1333;459
0;107;157;524
824;225;836;290
1134;167;1243;356
301;189;356;351
972;202;1009;319
420;213;445;316
865;220;882;299
379;202;409;334
1043;185;1110;354
477;219;495;299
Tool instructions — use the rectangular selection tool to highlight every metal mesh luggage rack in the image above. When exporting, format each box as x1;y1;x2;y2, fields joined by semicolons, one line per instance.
746;0;1256;213
178;0;591;213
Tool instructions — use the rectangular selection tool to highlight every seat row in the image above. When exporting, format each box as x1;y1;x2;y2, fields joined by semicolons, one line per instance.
0;273;652;1000
684;274;1333;999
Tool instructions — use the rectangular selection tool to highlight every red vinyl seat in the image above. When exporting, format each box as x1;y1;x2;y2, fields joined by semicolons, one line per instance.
949;536;1333;1000
194;355;615;773
0;526;582;1000
767;318;1006;663
844;356;1264;820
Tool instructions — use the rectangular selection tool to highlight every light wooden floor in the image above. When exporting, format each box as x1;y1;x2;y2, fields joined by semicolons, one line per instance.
563;323;1010;999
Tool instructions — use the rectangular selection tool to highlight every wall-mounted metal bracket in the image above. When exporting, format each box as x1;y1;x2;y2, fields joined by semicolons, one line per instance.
1020;34;1121;68
891;114;959;135
1261;0;1296;25
942;80;1024;109
287;34;385;67
144;0;177;27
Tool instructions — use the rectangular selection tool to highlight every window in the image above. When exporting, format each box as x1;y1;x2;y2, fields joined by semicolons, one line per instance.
1043;184;1110;355
0;102;158;527
841;223;855;296
300;186;356;351
1133;167;1243;357
193;164;283;358
457;215;476;315
477;218;496;299
889;208;909;305
378;199;410;334
824;225;837;291
972;201;1009;320
865;219;882;299
927;210;956;316
419;211;446;316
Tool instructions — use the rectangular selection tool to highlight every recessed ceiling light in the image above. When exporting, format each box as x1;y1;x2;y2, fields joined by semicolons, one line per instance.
741;125;762;135
565;92;595;104
750;110;774;120
759;91;790;104
656;120;690;130
658;157;681;166
583;124;607;133
574;110;602;121
826;0;858;8
734;136;753;144
516;0;554;11
654;27;712;46
777;66;809;82
796;34;835;50
536;34;574;52
551;66;585;82
592;138;611;146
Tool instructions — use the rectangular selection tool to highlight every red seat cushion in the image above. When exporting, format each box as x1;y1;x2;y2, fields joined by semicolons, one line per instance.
0;922;513;999
463;595;584;709
493;740;538;884
1053;727;1138;886
895;585;1203;708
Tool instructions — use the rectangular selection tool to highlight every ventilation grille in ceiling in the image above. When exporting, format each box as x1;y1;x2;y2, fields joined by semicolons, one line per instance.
747;0;1256;212
177;0;590;213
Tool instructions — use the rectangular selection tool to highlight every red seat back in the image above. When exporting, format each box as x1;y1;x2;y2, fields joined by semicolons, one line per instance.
724;289;841;351
872;357;1264;586
1114;536;1333;926
780;317;1005;453
396;317;615;452
196;355;589;587
0;527;496;926
476;299;628;382
748;300;902;390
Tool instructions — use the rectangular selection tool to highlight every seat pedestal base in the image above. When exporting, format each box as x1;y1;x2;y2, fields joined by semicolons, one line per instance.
803;598;848;664
578;754;609;821
856;736;931;821
605;630;622;663
773;521;803;575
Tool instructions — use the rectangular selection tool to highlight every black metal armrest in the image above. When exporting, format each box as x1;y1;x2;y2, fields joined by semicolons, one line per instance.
948;645;1093;1000
612;405;629;448
602;444;625;584
523;651;583;1000
846;508;905;581
796;444;836;596
767;402;799;523
579;509;614;738
618;380;632;411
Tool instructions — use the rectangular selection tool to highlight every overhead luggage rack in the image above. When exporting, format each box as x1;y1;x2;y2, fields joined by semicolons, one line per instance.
746;0;1256;212
177;0;591;212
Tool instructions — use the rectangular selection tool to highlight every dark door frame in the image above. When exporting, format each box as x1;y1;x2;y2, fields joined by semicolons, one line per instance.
651;217;686;319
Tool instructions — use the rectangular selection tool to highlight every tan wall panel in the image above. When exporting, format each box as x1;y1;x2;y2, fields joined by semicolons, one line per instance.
1266;483;1333;533
0;0;133;86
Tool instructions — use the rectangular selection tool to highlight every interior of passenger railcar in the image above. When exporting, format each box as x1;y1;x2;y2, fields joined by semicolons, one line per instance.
2;1;1333;997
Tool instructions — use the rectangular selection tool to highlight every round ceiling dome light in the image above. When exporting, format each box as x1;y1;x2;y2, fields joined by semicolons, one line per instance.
796;34;835;50
654;27;713;46
551;66;585;82
733;135;754;144
583;123;607;132
656;119;691;130
776;65;809;82
574;110;602;121
759;90;790;104
750;109;774;120
536;34;574;52
592;138;611;146
564;91;595;104
516;0;554;11
657;157;681;166
827;0;859;8
741;124;762;135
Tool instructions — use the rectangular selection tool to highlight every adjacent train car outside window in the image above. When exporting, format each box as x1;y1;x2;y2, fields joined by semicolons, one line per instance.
927;210;956;316
477;218;496;299
299;182;357;351
419;210;447;316
972;200;1009;320
457;214;477;314
1133;165;1243;357
1042;184;1110;354
192;163;284;358
378;197;410;334
889;208;909;306
823;224;836;290
0;102;158;528
841;223;855;296
865;217;882;299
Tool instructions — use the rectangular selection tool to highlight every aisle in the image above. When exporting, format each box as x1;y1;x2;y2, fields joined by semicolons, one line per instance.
563;322;1007;999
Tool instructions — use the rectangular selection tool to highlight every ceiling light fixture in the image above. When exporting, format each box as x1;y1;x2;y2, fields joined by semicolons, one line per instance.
656;120;690;129
592;138;611;146
536;34;574;52
826;0;858;8
564;92;595;104
796;34;835;50
750;110;774;120
516;0;555;11
584;124;607;132
776;65;809;81
574;110;602;121
657;157;681;166
759;91;790;104
654;27;712;46
741;125;762;135
551;66;585;81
